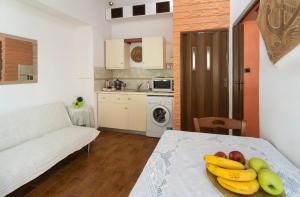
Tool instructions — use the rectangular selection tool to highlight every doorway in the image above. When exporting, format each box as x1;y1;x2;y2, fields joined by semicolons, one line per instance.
233;2;260;137
181;30;229;132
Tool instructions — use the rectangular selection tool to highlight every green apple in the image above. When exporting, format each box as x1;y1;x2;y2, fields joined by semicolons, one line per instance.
249;157;269;172
258;169;284;195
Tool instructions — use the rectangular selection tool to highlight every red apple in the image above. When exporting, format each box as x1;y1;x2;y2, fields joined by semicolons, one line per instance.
214;151;227;158
229;151;246;165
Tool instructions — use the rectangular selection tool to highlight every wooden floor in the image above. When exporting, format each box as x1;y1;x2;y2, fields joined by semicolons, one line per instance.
12;131;159;197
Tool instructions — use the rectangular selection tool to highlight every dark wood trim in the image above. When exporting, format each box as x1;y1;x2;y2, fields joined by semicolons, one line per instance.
232;23;244;132
180;28;228;35
124;38;142;43
98;127;146;136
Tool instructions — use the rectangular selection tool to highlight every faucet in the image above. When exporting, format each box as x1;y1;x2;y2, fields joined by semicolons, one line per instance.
136;82;143;91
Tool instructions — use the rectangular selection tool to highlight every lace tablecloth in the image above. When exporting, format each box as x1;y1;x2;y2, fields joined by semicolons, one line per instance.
130;131;300;197
67;105;95;128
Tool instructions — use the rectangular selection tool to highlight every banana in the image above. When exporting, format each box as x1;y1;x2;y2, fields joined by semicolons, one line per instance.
217;177;260;195
207;164;257;181
204;155;245;170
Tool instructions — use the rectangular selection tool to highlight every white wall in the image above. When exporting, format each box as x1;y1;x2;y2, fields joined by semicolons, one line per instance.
230;0;300;168
0;0;93;114
26;0;111;68
260;36;300;168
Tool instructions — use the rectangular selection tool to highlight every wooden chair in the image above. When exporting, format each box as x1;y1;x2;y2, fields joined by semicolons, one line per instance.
193;117;246;136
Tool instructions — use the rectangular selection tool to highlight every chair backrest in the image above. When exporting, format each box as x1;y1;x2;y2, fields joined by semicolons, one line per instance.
193;117;246;136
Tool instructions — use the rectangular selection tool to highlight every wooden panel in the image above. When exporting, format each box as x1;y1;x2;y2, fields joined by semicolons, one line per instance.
173;0;230;129
233;25;244;84
124;38;142;43
243;21;260;138
232;24;244;136
232;25;244;115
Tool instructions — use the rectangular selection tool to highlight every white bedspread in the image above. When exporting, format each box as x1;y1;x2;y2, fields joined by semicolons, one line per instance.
130;131;300;197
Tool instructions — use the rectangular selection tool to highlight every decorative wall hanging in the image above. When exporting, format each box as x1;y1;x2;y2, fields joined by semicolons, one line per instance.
257;0;300;64
131;46;143;63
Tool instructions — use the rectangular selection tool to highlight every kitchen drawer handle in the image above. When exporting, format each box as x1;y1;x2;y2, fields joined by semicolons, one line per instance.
128;98;131;100
125;107;128;110
117;97;120;100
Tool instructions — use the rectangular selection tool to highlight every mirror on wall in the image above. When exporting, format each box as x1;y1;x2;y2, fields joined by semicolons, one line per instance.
0;33;37;85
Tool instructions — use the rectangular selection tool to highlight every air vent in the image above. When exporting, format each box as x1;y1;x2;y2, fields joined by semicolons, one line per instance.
111;7;123;18
106;0;173;20
133;4;145;16
156;1;170;13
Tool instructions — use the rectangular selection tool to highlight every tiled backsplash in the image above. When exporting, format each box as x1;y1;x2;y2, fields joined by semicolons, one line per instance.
94;67;173;91
112;68;173;79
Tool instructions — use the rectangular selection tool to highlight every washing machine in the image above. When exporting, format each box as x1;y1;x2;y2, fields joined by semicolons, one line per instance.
147;96;173;138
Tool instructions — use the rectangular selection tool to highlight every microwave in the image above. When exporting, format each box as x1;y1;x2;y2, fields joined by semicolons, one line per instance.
152;78;174;92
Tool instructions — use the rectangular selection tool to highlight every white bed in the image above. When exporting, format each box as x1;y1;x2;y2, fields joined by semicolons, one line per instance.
130;131;300;197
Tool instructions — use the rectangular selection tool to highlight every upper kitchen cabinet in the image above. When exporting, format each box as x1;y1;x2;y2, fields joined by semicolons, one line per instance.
105;39;130;69
142;37;166;69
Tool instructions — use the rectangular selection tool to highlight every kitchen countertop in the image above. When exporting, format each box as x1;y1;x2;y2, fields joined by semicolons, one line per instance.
96;90;174;96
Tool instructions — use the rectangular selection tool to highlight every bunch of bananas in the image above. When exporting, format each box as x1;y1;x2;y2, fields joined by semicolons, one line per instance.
204;155;260;195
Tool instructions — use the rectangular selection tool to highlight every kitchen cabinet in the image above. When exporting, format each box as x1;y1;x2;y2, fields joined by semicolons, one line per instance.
98;94;125;129
128;95;147;131
98;93;147;132
142;36;166;69
105;39;130;69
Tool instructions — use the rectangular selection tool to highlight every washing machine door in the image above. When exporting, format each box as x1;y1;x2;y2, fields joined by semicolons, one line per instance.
151;105;170;127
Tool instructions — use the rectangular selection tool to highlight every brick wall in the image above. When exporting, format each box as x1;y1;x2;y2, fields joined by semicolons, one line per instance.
2;37;33;81
173;0;230;129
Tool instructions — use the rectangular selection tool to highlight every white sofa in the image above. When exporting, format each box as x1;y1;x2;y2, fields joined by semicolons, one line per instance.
0;102;100;196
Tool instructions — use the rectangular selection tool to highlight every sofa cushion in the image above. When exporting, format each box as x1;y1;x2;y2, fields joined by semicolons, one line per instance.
0;102;72;151
0;126;99;196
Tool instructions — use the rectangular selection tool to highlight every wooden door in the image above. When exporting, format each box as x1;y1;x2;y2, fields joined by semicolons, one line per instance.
232;24;244;135
181;30;229;131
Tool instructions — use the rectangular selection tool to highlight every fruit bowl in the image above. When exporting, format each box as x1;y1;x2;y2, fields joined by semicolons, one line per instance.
206;170;285;197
